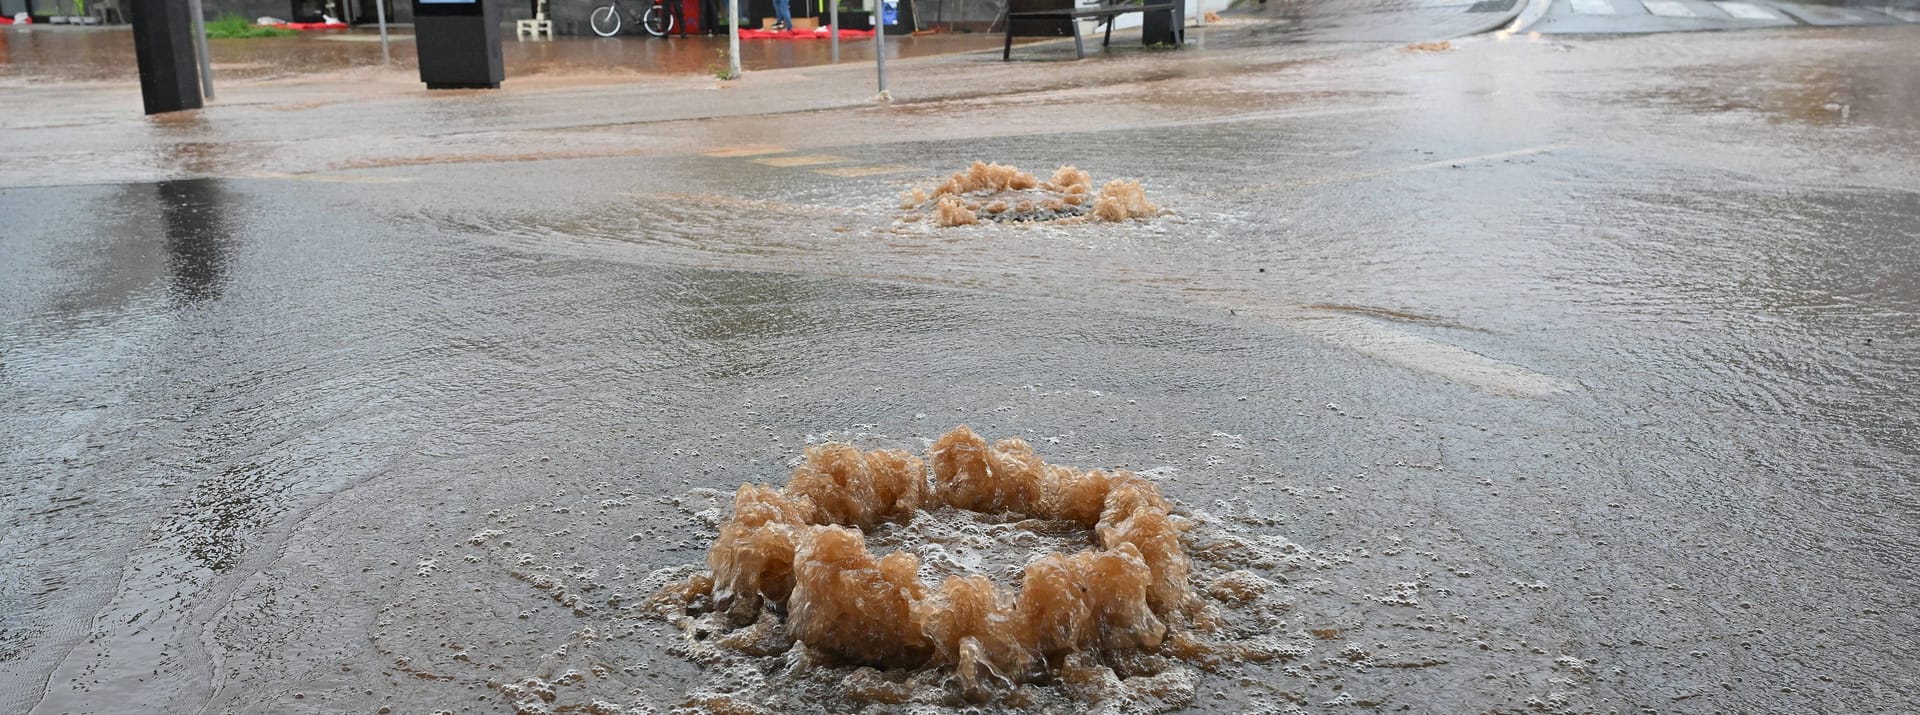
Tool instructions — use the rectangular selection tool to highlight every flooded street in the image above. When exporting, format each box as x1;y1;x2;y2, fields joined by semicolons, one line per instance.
2;6;1918;714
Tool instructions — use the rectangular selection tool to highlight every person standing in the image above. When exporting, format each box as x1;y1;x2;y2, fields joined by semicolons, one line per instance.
771;0;791;30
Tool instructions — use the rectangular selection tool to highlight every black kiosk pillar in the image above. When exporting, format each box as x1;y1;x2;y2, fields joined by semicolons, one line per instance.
413;0;504;89
1141;2;1183;48
126;0;203;114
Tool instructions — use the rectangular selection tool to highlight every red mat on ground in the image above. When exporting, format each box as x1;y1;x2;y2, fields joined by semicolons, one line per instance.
737;26;873;39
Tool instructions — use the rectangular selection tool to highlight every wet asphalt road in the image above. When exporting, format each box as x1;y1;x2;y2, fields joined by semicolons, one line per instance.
3;7;1919;715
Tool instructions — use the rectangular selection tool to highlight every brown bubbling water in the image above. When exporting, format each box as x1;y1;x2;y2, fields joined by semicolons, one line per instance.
651;426;1227;702
384;427;1601;714
899;163;1161;227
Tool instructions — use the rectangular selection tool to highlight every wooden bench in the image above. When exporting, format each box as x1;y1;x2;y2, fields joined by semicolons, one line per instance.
1003;0;1181;61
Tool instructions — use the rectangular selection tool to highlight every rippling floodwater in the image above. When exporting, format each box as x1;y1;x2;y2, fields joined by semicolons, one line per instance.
1;13;1917;715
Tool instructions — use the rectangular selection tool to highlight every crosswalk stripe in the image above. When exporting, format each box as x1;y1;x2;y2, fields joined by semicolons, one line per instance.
1570;0;1614;15
1642;0;1695;17
1713;1;1777;19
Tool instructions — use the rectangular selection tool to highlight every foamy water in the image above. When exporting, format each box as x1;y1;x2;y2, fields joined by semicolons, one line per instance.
369;425;1603;714
899;163;1161;227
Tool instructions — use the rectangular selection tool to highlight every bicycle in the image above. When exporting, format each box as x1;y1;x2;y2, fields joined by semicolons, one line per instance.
589;0;675;37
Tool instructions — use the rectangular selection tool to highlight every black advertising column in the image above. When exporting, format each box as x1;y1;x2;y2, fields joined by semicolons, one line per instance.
1141;2;1183;48
126;0;203;114
413;0;504;90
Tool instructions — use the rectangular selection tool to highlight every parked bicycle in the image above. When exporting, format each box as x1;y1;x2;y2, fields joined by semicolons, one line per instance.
590;0;675;37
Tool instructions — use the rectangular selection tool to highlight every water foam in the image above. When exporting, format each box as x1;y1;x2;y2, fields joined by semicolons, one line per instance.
899;163;1161;226
644;426;1301;708
377;428;1602;714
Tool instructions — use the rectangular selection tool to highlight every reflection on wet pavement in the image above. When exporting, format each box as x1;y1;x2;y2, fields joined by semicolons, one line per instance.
156;180;235;305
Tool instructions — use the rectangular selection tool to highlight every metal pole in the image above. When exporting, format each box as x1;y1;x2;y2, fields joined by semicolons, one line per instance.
828;0;837;63
873;0;885;94
186;0;213;99
727;0;741;78
375;0;391;63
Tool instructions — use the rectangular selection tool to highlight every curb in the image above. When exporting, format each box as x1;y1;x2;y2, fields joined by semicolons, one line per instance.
1452;0;1544;37
1504;0;1554;32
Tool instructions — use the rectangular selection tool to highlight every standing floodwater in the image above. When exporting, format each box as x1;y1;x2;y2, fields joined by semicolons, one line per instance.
2;4;1917;715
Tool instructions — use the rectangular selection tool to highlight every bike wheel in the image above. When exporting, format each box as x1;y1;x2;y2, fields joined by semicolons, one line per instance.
589;4;622;36
641;5;674;36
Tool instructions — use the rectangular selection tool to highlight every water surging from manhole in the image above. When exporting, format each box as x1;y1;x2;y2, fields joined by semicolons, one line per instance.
650;426;1284;706
898;162;1161;227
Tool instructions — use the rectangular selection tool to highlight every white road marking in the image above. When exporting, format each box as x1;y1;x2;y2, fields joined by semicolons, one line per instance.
703;145;787;157
1287;316;1576;397
1570;0;1615;15
813;164;920;177
244;172;414;184
1230;143;1568;194
1643;0;1695;16
753;154;852;167
1714;1;1777;19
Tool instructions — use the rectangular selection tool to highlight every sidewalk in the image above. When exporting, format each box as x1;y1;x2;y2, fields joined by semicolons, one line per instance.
1520;0;1917;33
0;25;1028;85
0;18;1370;188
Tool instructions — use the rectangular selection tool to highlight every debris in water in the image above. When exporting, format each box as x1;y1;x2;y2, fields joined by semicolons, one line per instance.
900;162;1161;226
1404;40;1452;52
